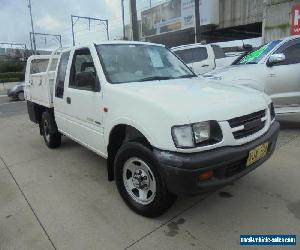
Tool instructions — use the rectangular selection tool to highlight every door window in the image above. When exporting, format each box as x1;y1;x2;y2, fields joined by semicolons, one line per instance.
274;39;300;65
69;48;99;91
281;44;300;65
55;51;70;98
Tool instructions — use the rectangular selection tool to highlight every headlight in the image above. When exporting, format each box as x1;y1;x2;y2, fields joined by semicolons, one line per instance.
193;121;210;143
172;121;222;148
269;102;275;121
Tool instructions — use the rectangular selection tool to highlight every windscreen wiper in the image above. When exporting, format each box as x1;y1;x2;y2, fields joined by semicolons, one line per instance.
137;76;173;82
176;74;197;79
244;62;258;64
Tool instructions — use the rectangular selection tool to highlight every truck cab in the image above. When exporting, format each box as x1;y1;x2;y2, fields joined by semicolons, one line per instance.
25;41;279;217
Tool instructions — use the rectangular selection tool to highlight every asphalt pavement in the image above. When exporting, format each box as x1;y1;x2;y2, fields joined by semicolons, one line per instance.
0;100;300;250
0;96;26;117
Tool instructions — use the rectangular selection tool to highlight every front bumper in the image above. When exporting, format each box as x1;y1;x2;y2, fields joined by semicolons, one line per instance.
154;121;280;196
7;89;16;98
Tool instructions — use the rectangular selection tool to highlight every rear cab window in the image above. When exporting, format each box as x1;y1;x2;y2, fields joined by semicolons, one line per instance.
30;59;49;74
49;58;59;71
211;45;226;59
174;47;208;64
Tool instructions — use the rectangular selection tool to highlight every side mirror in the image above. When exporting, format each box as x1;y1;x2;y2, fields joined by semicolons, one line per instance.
267;53;286;67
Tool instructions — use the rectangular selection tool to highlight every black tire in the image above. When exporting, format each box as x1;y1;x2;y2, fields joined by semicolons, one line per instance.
41;111;61;149
17;91;25;101
114;142;176;217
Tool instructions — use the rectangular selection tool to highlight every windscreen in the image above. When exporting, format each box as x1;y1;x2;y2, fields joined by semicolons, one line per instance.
96;44;194;84
235;40;282;65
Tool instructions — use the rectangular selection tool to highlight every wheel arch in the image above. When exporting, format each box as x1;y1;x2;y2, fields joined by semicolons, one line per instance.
106;123;152;181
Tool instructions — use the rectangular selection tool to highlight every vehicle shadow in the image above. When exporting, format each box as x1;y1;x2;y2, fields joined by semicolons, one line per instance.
278;121;300;130
277;115;300;130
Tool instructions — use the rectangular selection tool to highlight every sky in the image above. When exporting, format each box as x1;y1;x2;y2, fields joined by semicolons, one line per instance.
0;0;163;50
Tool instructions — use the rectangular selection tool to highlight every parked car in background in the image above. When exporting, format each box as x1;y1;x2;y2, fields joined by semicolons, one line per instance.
205;35;300;117
7;82;25;101
171;44;238;75
25;42;279;217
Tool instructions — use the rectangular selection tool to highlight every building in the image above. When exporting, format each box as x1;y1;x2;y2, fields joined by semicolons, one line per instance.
263;0;300;42
126;0;300;47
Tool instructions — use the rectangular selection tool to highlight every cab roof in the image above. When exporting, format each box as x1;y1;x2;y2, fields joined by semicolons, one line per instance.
66;41;165;51
95;40;165;47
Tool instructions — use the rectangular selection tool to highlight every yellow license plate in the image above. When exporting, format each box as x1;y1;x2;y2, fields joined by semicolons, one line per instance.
246;142;269;167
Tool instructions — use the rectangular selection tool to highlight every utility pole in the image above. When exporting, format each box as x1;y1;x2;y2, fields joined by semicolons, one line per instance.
129;0;139;41
71;15;109;46
121;0;126;39
27;0;36;53
194;0;201;43
149;0;152;8
106;19;109;41
262;0;268;44
71;15;75;46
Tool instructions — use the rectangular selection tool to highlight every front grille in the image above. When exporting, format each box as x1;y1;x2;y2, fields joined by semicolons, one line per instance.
228;110;266;139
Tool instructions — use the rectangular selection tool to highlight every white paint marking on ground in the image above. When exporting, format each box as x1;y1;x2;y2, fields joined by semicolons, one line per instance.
0;101;25;107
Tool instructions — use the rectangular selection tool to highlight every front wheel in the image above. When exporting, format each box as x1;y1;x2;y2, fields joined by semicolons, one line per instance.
17;91;25;101
41;112;61;148
114;142;176;217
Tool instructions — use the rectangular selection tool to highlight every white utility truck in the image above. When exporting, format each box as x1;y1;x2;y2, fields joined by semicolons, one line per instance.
171;44;238;75
25;41;279;217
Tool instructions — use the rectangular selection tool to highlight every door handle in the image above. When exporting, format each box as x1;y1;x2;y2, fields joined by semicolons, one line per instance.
66;97;71;104
202;64;210;67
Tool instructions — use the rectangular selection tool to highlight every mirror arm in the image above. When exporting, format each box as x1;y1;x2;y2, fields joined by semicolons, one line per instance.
266;60;273;67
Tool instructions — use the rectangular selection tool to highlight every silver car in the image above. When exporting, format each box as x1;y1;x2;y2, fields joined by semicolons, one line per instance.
7;82;25;101
205;35;300;117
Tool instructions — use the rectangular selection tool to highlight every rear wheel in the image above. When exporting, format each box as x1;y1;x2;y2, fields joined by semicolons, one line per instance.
41;112;61;148
115;142;176;217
